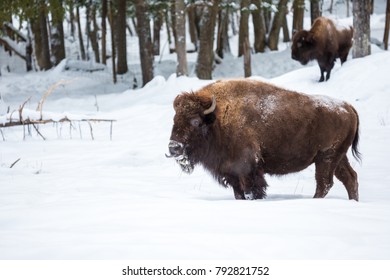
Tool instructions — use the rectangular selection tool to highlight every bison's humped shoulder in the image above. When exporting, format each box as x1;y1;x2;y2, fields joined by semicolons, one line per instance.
309;94;348;114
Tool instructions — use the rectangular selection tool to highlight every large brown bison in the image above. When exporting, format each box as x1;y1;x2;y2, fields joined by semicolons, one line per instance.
291;17;353;82
167;79;360;201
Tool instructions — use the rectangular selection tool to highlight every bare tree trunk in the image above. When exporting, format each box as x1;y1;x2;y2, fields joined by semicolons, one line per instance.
310;0;321;25
188;4;198;51
292;0;304;36
282;13;290;42
268;0;288;51
243;36;251;77
109;0;117;83
76;5;86;60
384;0;390;50
175;0;188;76
370;0;374;14
352;0;371;58
153;10;163;55
31;1;52;70
263;0;272;33
102;0;107;64
134;0;154;86
117;0;128;74
26;27;33;71
50;21;65;65
328;0;334;14
216;6;231;58
50;0;66;66
89;3;100;63
195;0;219;80
238;0;250;57
251;0;266;53
69;1;76;39
170;1;177;53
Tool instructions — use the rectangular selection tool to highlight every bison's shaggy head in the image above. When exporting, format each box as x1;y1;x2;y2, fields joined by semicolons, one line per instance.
166;93;216;174
291;30;315;65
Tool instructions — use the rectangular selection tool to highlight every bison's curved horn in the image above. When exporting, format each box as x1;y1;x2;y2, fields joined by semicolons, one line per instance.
203;95;216;115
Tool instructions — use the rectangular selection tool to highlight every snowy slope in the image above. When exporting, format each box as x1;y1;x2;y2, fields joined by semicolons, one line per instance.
0;48;389;259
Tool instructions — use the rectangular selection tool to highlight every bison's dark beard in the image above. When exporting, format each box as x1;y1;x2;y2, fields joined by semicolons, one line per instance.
166;141;195;174
175;153;194;174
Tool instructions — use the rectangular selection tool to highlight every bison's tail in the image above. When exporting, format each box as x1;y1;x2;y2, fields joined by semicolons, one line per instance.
352;109;362;163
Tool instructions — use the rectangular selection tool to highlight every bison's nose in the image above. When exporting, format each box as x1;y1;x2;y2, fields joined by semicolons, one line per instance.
167;140;184;157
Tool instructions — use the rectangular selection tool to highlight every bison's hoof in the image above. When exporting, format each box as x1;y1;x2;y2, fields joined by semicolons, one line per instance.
244;192;254;200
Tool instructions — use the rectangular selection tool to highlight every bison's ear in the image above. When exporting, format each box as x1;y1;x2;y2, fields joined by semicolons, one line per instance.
173;93;188;111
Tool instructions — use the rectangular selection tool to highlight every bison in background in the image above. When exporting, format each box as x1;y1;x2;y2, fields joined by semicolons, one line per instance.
291;17;353;82
167;79;360;201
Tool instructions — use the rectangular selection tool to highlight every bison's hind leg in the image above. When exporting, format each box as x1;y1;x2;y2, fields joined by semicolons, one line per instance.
335;156;359;201
313;151;339;198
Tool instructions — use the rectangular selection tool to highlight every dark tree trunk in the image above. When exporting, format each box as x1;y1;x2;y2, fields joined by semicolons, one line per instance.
153;10;163;55
328;0;334;14
102;0;107;64
31;1;52;70
25;27;33;71
370;0;374;14
163;10;173;52
243;37;251;77
175;0;188;76
263;0;272;33
216;6;231;58
268;0;288;51
251;0;266;53
188;4;198;50
282;13;290;42
89;3;100;63
310;0;321;25
109;0;117;83
50;21;65;65
195;0;219;80
170;0;177;53
76;5;86;60
238;0;250;57
134;0;154;86
352;0;371;58
68;1;75;38
384;0;390;50
292;0;304;36
50;0;65;66
116;0;128;74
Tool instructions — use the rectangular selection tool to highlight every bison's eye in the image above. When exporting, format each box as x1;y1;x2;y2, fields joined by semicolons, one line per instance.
190;118;201;127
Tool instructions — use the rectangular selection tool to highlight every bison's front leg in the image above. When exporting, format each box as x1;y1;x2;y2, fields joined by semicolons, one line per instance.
238;171;268;200
319;66;326;82
232;186;245;200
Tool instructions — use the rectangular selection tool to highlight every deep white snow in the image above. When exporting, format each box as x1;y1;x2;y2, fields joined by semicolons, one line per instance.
0;5;389;260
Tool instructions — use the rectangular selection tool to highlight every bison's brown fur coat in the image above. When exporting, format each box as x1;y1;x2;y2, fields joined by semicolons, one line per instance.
167;79;360;201
291;17;353;82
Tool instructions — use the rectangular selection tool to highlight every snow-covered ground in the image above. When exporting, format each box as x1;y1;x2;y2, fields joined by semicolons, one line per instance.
0;6;390;260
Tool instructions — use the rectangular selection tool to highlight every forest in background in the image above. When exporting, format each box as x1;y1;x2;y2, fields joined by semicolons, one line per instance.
0;0;389;87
